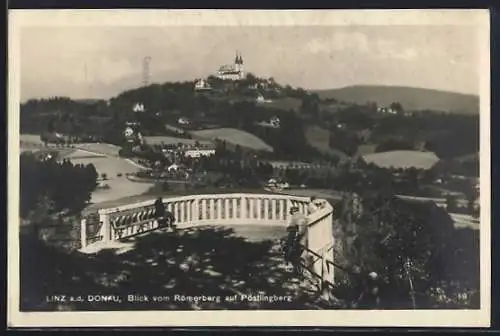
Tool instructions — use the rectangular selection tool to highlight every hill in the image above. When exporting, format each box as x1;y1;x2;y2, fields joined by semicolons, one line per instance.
313;85;479;115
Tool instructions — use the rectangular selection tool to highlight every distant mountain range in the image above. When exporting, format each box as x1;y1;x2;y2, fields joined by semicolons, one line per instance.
312;85;479;115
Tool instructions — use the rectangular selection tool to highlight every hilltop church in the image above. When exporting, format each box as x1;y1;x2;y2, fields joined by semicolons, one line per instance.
216;52;245;81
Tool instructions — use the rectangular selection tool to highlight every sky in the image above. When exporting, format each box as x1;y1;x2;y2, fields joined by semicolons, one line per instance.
20;25;480;101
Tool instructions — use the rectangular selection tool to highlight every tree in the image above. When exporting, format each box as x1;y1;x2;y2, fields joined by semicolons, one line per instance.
245;72;258;87
334;191;474;309
390;102;404;113
446;194;458;213
20;152;98;218
375;138;415;152
300;94;320;117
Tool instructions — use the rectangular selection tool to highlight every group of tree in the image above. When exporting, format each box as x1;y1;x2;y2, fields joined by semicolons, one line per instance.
319;103;478;164
333;190;479;309
20;152;98;219
374;138;416;152
21;79;479;175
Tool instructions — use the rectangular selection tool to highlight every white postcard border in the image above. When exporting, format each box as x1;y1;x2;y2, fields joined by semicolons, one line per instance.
7;9;491;328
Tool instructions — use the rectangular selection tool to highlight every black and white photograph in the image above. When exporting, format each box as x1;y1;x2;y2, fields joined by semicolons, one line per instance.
8;9;490;328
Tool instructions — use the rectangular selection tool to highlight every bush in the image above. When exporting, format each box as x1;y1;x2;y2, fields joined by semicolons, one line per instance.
375;138;415;152
20;153;98;217
335;192;478;309
118;147;134;158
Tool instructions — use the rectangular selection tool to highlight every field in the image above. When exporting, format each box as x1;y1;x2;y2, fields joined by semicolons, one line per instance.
362;150;440;170
313;85;479;114
164;124;186;133
62;148;105;159
262;97;302;112
355;144;377;156
20;134;44;145
143;136;213;147
191;128;274;152
304;125;349;159
73;143;121;157
20;134;45;152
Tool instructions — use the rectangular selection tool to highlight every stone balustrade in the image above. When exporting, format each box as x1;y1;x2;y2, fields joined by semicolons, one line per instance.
81;192;335;283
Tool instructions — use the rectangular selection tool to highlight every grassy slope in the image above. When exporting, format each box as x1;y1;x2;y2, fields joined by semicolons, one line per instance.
362;150;440;170
143;135;213;147
304;125;348;159
313;85;479;114
261;97;302;112
190;128;274;152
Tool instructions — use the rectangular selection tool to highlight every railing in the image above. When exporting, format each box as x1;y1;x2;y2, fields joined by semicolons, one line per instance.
81;193;335;284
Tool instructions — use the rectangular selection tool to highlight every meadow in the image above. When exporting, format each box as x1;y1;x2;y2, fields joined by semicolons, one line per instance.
260;97;301;112
143;135;213;147
304;125;349;159
362;150;440;170
73;143;122;157
191;128;274;152
20;133;44;145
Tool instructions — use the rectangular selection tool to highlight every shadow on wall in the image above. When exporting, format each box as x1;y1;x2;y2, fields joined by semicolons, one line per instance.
20;225;334;311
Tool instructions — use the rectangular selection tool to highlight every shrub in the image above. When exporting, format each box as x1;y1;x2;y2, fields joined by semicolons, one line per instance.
20;153;98;217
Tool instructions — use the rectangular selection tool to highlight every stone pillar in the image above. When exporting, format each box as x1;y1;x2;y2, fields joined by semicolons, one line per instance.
185;201;190;223
100;213;110;243
201;199;207;221
80;218;87;249
279;199;285;221
256;199;262;220
225;198;230;219
192;199;200;223
179;201;185;223
216;199;221;219
173;203;179;222
264;199;269;220
232;198;238;219
286;200;293;220
240;195;247;221
248;198;254;220
210;199;215;220
271;199;277;220
307;215;335;285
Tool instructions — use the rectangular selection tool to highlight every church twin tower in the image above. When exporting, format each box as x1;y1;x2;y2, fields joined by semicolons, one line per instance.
234;51;244;73
216;51;245;80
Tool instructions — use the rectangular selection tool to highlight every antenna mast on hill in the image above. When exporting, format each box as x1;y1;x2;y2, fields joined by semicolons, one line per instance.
142;56;152;87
